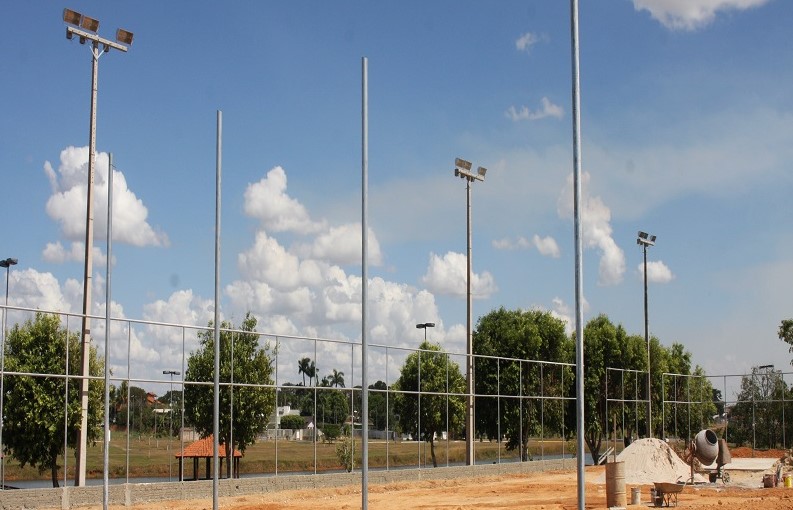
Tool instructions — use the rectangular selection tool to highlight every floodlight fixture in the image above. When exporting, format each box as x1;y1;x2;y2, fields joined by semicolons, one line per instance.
415;322;435;329
80;15;99;32
116;29;134;45
455;158;472;171
477;166;487;178
163;370;181;376
63;8;82;26
758;364;774;370
637;231;656;247
0;259;17;269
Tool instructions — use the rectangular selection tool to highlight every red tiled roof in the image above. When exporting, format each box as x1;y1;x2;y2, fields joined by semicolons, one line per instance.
175;435;242;458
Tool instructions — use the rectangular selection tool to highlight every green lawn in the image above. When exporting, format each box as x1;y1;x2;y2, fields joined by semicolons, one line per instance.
2;432;579;482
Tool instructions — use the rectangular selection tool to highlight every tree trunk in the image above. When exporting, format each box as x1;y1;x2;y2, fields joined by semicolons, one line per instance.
585;431;602;465
51;459;59;488
429;437;438;467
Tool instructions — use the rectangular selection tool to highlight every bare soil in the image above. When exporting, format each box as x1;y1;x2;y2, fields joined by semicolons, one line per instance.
80;466;793;510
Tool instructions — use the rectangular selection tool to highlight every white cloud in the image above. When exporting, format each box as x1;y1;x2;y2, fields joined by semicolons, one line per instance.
294;223;383;266
491;235;559;258
639;260;675;283
632;0;770;31
44;146;169;248
506;97;564;122
558;172;626;286
42;241;110;268
421;251;497;299
533;235;561;258
243;166;326;234
515;32;541;53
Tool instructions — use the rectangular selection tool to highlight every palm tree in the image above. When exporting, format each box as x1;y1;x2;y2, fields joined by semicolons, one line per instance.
298;357;311;386
308;361;319;386
330;369;345;388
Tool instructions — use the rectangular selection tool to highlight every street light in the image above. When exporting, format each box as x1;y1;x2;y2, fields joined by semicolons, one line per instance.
63;8;133;487
0;257;17;489
453;157;487;466
415;322;435;342
637;231;656;438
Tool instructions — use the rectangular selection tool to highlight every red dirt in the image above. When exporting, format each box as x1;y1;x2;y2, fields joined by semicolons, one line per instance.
730;446;789;459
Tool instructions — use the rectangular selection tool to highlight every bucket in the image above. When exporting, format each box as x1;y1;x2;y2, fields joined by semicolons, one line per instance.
763;474;776;488
606;461;627;507
784;474;792;488
630;486;641;505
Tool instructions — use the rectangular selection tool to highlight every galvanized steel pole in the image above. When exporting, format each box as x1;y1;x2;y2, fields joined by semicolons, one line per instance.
103;153;113;510
465;177;474;466
570;1;586;508
213;110;222;510
361;55;369;510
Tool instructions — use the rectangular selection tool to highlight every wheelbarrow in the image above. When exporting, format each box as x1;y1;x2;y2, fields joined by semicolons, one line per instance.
652;482;685;507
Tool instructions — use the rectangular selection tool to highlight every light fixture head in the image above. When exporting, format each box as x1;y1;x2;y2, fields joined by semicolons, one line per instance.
63;8;82;26
116;28;134;45
477;166;487;178
0;258;18;268
455;158;472;171
80;15;99;32
638;231;648;239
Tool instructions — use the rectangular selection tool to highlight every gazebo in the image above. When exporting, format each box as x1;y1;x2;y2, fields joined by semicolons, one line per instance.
175;435;242;481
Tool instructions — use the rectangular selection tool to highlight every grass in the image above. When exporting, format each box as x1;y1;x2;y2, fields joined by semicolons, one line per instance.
2;432;580;482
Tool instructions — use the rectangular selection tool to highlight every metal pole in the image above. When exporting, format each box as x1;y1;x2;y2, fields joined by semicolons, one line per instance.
212;110;222;510
103;152;113;510
465;177;475;466
0;257;17;490
361;55;369;510
644;244;652;438
570;1;586;508
76;39;100;488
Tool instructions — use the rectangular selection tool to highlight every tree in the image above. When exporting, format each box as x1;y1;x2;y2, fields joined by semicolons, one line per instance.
778;320;793;366
473;308;574;460
329;369;345;388
298;357;311;386
3;313;104;487
729;366;787;448
279;414;305;430
184;313;276;478
394;341;465;467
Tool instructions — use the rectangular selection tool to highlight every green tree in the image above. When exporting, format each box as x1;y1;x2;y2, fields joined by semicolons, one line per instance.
279;414;305;430
329;369;345;388
297;357;311;386
394;341;465;467
184;313;275;478
3;313;104;487
474;308;574;460
778;320;793;366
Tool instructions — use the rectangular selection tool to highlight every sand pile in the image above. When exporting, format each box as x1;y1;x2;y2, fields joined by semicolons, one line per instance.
596;438;706;484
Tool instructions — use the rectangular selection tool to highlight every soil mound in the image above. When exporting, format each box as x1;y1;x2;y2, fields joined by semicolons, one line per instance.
597;438;705;484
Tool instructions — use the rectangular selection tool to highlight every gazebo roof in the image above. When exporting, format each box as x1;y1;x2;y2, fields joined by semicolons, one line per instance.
175;435;242;458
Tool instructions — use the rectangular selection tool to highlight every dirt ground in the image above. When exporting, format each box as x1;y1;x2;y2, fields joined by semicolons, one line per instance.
90;466;793;510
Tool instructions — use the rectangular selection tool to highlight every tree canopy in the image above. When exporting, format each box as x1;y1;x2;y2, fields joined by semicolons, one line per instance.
3;312;103;487
473;307;574;460
394;341;465;467
184;313;275;477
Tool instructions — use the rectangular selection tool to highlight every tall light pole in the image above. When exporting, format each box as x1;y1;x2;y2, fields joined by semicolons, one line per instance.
453;157;486;466
63;8;134;487
637;231;656;438
415;322;435;343
0;257;18;489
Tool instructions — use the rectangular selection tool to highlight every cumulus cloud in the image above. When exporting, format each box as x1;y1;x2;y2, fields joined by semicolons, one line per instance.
492;235;560;258
42;241;110;268
243;166;326;234
44;146;169;248
515;32;543;53
506;97;564;122
421;251;498;299
294;223;383;266
639;260;675;283
558;172;626;286
632;0;770;31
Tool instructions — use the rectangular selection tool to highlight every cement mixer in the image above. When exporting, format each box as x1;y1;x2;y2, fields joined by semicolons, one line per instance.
686;429;731;483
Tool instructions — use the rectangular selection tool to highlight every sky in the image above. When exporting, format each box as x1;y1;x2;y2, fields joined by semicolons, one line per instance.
2;0;793;400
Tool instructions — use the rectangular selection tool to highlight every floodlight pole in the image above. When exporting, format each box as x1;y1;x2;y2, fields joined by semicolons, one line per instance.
64;15;130;487
637;231;655;438
453;159;486;466
0;257;18;490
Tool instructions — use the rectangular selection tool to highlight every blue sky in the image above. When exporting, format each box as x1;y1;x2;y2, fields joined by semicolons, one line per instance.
2;1;793;397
